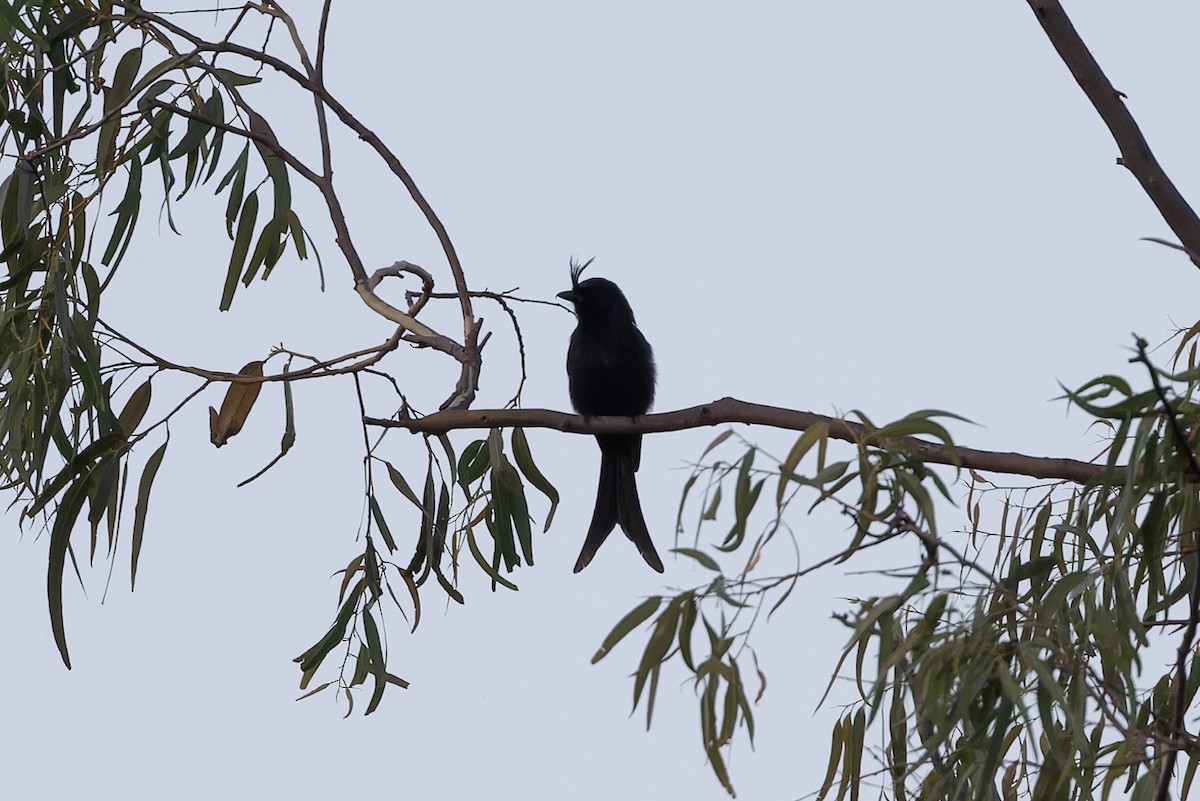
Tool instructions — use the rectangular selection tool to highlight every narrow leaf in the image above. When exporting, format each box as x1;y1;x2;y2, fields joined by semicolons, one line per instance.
592;596;662;663
511;427;559;531
49;477;92;669
219;191;258;310
130;439;169;590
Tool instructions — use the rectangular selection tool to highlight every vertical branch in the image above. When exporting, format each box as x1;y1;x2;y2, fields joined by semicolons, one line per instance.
1132;338;1200;801
1026;0;1200;265
264;2;481;408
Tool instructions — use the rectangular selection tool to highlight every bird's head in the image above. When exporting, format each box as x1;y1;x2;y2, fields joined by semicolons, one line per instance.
556;258;637;324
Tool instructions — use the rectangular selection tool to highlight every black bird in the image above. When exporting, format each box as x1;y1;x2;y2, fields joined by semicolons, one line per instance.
557;259;664;573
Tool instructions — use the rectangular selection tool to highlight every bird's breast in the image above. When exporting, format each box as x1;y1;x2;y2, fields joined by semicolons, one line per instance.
566;326;656;417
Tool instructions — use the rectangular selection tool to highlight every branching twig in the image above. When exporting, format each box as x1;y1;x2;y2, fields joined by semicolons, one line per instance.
96;318;403;383
1132;336;1200;478
411;288;539;406
109;1;483;409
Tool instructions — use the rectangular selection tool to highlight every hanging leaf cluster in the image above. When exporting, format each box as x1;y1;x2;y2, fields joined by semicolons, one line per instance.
602;368;1200;798
0;2;313;667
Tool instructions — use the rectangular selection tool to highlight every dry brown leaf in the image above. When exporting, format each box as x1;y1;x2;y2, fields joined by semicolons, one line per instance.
209;360;265;447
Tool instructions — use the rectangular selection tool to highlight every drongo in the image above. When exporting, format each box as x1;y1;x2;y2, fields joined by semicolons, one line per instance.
557;259;664;573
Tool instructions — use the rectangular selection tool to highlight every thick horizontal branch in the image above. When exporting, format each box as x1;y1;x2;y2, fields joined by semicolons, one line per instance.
366;397;1107;484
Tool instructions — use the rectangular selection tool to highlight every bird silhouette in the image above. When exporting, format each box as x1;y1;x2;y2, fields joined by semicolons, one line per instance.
557;259;663;573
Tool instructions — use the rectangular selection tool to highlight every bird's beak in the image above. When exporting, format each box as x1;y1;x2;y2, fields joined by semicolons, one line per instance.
556;289;577;304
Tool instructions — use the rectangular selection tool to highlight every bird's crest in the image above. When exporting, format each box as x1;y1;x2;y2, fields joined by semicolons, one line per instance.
569;256;595;288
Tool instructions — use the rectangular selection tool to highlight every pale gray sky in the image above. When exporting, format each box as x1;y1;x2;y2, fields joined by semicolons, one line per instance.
4;3;1199;799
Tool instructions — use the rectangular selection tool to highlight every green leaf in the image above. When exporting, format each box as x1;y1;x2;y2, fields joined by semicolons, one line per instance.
212;68;263;87
167;101;212;161
106;47;143;114
116;380;152;436
432;482;450;569
396;569;421;633
385;461;426;512
777;422;828;506
678;593;697;670
698;429;734;460
1037;570;1094;624
134;78;175;110
465;527;519;591
362;609;390;714
672;547;720;571
48;476;92;669
131;439;169;591
295;681;332;701
202;92;228;184
128;55;186;102
675;471;700;534
457;438;490;492
368;495;397;553
216;144;250;236
0;160;34;259
220;191;257;310
873;409;969;449
294;577;364;673
633;603;680;709
242;217;282;284
846;707;865;801
102;157;141;267
592;596;661;663
511;427;559;531
486;431;520;569
702;484;722;521
249;113;291;222
96;117;120;175
719;449;762;552
816;717;845;801
493;447;533;566
28;432;126;519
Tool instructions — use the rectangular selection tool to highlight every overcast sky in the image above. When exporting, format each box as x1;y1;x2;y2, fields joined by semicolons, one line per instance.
4;3;1200;799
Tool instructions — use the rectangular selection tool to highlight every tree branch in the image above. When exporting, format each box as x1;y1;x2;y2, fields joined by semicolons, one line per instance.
1026;0;1200;265
110;1;483;409
367;397;1108;484
1132;338;1200;801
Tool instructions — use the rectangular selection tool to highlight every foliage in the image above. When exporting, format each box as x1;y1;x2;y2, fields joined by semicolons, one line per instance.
0;1;507;685
293;426;560;710
0;1;330;668
599;337;1200;797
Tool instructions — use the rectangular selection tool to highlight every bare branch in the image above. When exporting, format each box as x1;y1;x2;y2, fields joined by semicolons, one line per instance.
367;397;1109;484
1027;0;1200;266
108;1;482;408
356;261;438;338
97;319;403;383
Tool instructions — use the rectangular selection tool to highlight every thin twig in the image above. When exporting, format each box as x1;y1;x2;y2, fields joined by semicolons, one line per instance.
1132;336;1200;477
96;318;404;383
